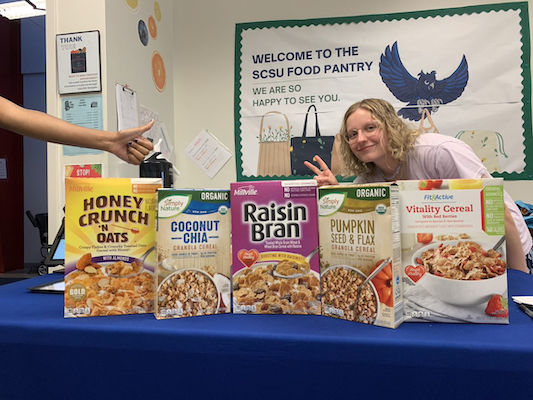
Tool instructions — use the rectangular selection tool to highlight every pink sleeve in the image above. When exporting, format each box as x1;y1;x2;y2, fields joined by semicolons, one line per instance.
410;134;488;180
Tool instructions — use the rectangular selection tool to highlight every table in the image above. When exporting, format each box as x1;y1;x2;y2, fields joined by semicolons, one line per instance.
1;270;532;400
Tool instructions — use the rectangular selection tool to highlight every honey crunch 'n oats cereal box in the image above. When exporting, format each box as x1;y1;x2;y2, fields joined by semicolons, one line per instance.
230;180;321;315
318;184;403;328
155;189;231;319
398;178;508;324
64;178;161;318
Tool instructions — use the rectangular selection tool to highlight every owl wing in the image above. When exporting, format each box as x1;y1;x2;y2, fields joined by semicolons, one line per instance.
434;55;469;104
379;42;419;102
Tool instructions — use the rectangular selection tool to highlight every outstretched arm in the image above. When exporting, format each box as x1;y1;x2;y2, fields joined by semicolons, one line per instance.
0;96;153;165
304;155;339;187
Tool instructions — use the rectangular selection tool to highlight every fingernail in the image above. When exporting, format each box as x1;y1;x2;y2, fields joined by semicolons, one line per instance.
127;141;133;147
134;138;139;143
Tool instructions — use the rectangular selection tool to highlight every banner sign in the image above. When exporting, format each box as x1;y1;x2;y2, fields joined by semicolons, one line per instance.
234;2;532;181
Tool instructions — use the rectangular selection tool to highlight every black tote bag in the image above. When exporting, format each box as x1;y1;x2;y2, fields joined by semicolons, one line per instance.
290;104;335;176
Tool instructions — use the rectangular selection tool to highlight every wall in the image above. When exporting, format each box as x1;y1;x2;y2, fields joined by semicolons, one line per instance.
44;0;533;230
45;0;174;236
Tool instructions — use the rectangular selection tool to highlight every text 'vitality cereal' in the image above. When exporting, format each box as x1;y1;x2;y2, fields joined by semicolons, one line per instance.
318;184;403;329
64;178;161;318
398;178;508;324
155;189;231;319
230;180;320;315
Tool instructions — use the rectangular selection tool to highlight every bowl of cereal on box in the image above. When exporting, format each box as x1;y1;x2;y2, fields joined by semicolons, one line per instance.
321;265;381;324
158;268;221;317
233;262;321;315
412;240;507;306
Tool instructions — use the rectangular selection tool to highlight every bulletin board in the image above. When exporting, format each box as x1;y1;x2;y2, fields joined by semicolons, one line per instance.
234;2;532;181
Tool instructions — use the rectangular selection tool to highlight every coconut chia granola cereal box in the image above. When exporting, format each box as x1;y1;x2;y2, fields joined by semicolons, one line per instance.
155;189;231;319
64;178;161;318
398;178;508;324
230;180;321;315
318;184;403;328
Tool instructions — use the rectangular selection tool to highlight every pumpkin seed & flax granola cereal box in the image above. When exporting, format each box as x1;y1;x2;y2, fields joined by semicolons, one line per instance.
64;178;161;318
318;183;403;328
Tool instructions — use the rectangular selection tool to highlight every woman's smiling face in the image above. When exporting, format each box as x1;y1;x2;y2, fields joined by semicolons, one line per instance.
345;108;387;164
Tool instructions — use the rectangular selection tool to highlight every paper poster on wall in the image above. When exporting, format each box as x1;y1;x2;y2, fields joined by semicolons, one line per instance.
56;30;101;94
234;2;532;181
185;129;232;179
61;95;104;156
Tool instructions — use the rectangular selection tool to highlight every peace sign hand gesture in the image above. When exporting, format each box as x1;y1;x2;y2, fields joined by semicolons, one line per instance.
304;155;339;187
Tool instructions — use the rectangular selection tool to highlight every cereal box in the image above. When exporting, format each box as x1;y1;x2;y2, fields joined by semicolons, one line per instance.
398;178;508;324
318;184;403;328
64;178;161;318
230;180;320;315
155;189;231;319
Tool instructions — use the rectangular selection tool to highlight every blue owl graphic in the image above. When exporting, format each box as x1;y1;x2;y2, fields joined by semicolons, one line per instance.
379;42;469;121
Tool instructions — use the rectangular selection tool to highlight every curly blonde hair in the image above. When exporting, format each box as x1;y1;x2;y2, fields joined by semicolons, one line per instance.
338;99;421;177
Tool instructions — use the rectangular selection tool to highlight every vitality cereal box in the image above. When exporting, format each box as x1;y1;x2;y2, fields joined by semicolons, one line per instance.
155;189;231;319
398;178;508;324
230;180;320;315
64;178;161;318
318;184;403;328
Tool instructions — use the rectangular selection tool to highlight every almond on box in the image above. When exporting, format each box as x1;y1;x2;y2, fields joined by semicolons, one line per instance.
318;184;403;328
155;189;231;319
398;178;508;324
230;180;320;315
64;178;161;318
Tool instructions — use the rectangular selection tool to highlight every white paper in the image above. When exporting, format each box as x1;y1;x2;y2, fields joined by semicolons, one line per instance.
139;104;173;159
115;84;139;131
139;104;161;143
158;123;173;161
184;129;232;179
512;296;533;306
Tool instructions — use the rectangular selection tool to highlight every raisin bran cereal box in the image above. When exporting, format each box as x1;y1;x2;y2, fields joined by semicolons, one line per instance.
155;189;231;319
398;178;508;324
318;184;403;328
64;178;161;318
230;180;320;315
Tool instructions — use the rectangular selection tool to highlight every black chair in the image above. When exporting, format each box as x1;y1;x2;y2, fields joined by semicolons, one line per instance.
26;211;50;275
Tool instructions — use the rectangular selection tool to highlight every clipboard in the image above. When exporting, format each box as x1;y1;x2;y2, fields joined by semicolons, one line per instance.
115;83;139;131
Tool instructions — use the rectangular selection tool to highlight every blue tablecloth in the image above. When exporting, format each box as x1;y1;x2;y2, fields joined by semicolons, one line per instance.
1;270;532;400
